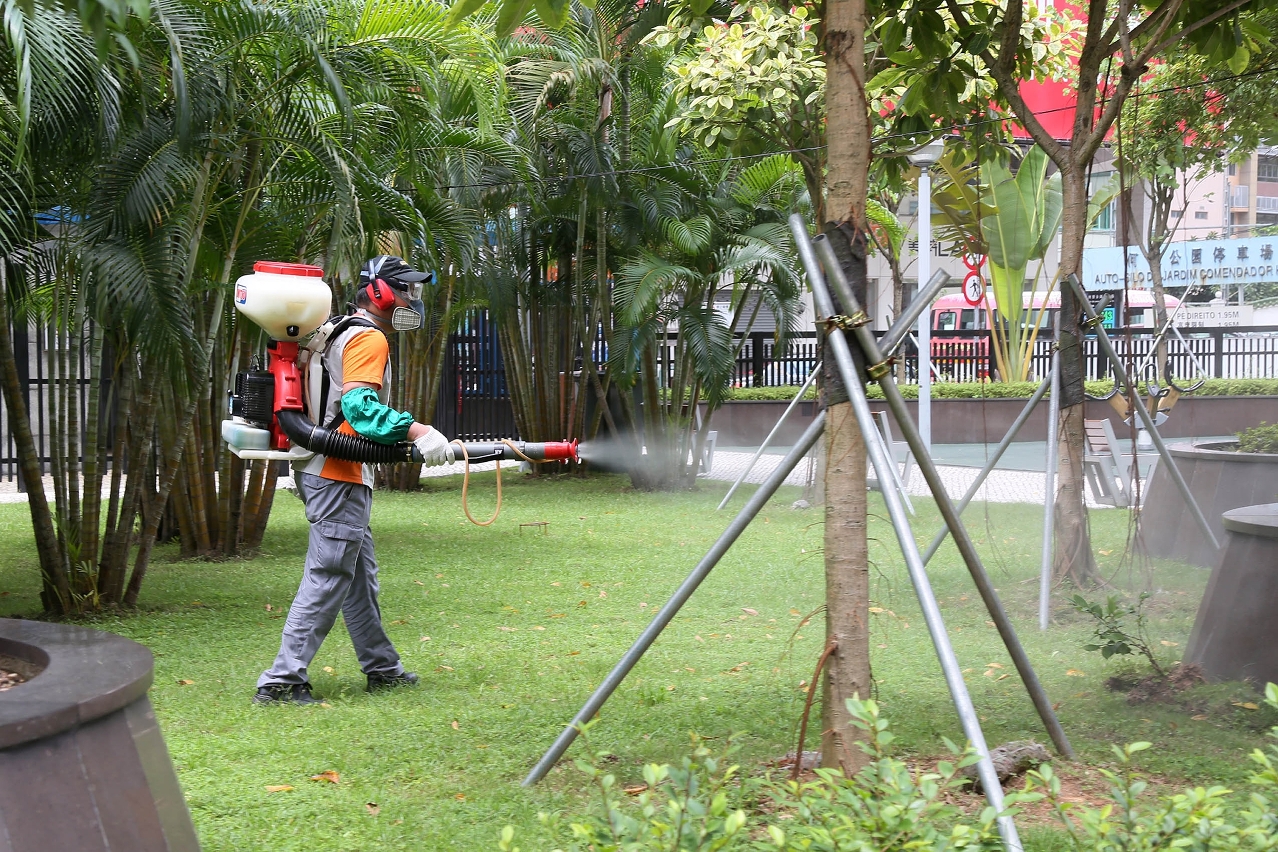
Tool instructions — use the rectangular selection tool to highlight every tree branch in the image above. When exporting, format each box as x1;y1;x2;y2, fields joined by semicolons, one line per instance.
1148;0;1255;59
981;50;1070;165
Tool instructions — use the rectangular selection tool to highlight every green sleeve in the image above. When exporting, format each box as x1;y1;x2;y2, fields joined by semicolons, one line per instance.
341;387;414;444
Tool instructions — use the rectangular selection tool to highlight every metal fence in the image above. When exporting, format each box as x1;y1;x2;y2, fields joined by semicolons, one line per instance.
0;322;106;484
2;319;1276;471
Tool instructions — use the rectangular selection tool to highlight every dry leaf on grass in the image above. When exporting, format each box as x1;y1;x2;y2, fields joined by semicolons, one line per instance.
742;607;758;616
623;785;648;795
265;785;294;793
365;803;380;816
451;720;460;730
176;679;194;686
310;770;341;784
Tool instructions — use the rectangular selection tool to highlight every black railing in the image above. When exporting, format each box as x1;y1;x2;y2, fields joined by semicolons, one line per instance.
3;320;1276;466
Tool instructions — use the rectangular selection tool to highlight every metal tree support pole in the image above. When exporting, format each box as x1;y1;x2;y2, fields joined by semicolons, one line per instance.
1064;275;1221;552
808;229;1074;764
717;362;821;510
882;270;952;355
790;220;1022;852
920;374;1051;564
1039;339;1061;631
523;414;826;787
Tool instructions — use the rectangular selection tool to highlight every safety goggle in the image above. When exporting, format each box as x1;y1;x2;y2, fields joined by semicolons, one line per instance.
400;278;424;302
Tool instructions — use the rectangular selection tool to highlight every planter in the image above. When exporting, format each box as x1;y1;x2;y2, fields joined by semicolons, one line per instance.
1185;504;1278;685
1141;441;1278;567
0;618;200;852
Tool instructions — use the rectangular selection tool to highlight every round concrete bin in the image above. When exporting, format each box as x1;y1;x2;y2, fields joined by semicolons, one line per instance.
0;618;200;851
1141;440;1278;567
1185;504;1278;686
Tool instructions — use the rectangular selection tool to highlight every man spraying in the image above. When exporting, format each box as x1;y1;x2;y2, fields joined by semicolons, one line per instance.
255;255;452;705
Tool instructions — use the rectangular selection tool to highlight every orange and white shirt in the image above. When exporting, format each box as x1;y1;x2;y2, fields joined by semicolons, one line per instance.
296;316;391;487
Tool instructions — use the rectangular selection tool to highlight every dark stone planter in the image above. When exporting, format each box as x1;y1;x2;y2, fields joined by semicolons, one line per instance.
0;618;200;851
1141;441;1278;567
1185;504;1278;685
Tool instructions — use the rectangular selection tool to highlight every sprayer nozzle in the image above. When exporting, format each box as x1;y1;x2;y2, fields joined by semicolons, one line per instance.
542;440;579;463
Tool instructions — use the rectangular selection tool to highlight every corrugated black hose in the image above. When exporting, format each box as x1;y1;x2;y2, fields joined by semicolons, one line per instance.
275;409;417;464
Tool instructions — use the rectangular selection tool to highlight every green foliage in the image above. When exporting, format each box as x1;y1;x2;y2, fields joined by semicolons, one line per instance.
654;4;822;151
511;698;1007;851
1237;423;1278;454
1071;593;1166;678
525;726;749;851
724;378;1278;402
764;697;1007;851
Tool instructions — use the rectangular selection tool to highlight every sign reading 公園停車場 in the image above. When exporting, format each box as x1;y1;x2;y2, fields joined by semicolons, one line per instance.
1082;237;1278;292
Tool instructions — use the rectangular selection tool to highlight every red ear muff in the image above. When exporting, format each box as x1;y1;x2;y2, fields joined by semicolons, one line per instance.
366;278;396;310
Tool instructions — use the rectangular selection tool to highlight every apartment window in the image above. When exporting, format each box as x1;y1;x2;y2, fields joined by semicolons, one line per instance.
1229;163;1237;176
1194;210;1209;219
1259;156;1278;182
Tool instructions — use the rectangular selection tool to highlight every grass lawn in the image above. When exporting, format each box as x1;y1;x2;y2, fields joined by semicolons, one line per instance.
0;471;1272;850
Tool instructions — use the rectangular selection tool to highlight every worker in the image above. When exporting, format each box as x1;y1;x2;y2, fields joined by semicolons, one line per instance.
255;255;453;705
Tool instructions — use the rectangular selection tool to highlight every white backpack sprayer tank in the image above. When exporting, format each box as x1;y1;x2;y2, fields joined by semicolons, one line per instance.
221;261;578;471
222;261;332;461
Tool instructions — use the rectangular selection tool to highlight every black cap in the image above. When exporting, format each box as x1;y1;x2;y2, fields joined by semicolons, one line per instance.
360;255;433;290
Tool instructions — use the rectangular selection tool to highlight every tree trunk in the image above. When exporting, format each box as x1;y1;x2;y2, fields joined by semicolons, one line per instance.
819;401;870;771
819;0;871;772
1053;166;1098;585
0;263;69;612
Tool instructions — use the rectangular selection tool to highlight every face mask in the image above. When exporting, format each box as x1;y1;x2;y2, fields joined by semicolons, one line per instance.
390;300;425;332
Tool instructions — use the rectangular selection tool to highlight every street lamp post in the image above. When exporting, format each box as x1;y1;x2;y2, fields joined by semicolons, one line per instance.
908;140;945;453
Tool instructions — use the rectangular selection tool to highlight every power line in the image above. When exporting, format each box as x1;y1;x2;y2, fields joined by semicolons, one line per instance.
437;61;1278;194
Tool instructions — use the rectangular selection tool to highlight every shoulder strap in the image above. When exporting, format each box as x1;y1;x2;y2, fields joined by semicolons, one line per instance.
316;314;378;429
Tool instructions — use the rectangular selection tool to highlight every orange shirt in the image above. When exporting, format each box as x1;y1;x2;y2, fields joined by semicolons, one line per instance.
320;331;389;484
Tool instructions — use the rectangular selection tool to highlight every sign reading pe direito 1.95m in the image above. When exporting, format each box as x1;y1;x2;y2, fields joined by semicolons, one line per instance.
1082;236;1278;292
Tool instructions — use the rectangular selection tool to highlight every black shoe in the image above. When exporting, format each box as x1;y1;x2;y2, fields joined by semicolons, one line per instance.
366;671;419;691
253;682;321;705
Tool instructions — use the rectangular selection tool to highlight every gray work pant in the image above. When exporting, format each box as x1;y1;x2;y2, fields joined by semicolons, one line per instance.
258;473;404;687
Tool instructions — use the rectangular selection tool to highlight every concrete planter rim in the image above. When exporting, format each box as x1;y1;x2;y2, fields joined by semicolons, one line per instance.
1170;438;1278;464
0;618;154;750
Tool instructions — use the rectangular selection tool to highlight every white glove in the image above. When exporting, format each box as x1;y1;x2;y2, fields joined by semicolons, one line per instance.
413;428;454;467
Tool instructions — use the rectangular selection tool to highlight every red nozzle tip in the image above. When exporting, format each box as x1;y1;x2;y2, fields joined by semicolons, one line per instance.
543;440;579;462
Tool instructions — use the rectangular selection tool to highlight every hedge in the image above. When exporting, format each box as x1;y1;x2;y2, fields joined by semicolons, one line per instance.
723;378;1278;402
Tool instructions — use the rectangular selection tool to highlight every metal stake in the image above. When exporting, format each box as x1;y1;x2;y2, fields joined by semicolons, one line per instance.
717;363;821;510
793;218;1022;852
523;414;827;786
1064;274;1220;552
1039;330;1061;631
882;270;952;355
920;374;1051;564
807;226;1073;765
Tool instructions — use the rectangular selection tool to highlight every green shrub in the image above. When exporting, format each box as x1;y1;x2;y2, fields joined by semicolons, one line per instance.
721;378;1278;403
1238;422;1278;454
506;686;1278;851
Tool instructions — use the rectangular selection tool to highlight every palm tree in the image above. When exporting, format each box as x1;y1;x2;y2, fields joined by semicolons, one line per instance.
613;154;806;489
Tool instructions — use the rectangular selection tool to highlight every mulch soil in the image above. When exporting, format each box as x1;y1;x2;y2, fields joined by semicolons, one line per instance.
0;653;38;691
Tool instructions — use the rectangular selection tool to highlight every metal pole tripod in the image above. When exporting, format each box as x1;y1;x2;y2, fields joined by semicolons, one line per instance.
805;226;1072;763
1064;274;1220;553
794;221;1024;852
523;416;826;786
